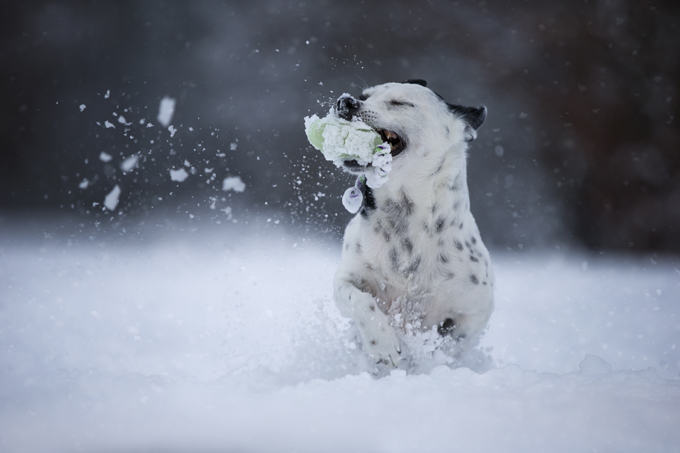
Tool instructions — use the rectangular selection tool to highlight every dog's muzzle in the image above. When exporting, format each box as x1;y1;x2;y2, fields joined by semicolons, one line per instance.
335;94;406;169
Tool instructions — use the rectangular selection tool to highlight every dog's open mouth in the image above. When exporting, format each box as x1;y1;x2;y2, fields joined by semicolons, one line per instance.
342;127;405;173
377;129;405;157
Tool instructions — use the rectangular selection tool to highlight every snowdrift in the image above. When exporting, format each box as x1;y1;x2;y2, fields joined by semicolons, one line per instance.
1;222;678;452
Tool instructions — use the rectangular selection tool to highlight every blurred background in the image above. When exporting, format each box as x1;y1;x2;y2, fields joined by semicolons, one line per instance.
1;0;679;252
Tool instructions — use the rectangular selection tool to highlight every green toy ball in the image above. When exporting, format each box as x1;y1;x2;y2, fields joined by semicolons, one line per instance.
304;109;394;212
304;111;384;166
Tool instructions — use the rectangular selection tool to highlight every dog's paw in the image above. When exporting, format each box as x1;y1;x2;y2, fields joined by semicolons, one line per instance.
364;325;402;368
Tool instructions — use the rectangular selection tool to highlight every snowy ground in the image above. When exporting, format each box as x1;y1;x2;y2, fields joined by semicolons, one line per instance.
1;219;679;452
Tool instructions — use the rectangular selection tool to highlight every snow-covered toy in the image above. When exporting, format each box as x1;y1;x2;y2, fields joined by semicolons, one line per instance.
304;111;393;212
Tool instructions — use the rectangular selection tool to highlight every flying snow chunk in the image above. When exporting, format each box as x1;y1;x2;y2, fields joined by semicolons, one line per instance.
79;104;86;112
120;155;139;172
168;125;177;137
99;152;112;162
104;121;115;129
157;96;176;127
170;168;189;182
79;179;89;189
104;185;121;211
222;176;245;192
117;115;127;124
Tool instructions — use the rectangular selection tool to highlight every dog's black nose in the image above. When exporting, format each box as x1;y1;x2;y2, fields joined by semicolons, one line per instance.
336;94;360;120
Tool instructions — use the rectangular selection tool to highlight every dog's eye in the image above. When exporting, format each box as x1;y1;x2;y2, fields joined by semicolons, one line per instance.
389;100;415;108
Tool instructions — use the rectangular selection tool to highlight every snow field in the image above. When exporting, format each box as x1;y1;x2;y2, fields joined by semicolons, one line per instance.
0;223;679;452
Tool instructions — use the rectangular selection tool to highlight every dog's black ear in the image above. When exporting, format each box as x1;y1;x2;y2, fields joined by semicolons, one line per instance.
402;79;427;87
447;104;487;141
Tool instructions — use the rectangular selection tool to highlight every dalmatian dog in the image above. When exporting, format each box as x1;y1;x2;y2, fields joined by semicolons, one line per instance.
333;79;494;368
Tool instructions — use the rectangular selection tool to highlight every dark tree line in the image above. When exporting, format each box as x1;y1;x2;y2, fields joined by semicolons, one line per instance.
1;0;678;252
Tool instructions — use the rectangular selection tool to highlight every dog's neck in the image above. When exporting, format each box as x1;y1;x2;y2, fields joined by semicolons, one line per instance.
366;143;471;224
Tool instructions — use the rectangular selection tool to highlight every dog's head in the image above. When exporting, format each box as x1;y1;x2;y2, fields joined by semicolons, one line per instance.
335;79;486;177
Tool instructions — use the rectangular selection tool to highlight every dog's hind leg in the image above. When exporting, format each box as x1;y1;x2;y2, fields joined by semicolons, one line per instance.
333;275;401;367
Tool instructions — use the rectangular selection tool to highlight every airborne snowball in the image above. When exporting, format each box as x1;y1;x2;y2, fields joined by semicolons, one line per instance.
104;185;121;211
157;96;176;127
170;168;189;182
99;152;112;162
222;176;245;192
120;155;139;172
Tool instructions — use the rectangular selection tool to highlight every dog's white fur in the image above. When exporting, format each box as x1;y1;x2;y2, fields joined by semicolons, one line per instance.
333;81;494;367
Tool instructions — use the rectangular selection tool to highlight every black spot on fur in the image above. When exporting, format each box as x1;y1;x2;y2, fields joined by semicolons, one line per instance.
433;159;446;175
454;239;464;251
369;304;376;311
381;194;413;235
389;247;400;271
470;274;479;285
459;222;464;230
402;238;413;254
356;242;362;254
438;253;449;263
405;255;421;275
470;255;479;263
402;192;414;216
438;318;455;336
435;216;446;233
382;231;391;242
446;272;456;279
370;340;377;345
471;236;477;245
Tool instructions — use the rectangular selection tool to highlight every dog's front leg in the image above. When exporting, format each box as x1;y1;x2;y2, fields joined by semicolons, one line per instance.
334;275;401;367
